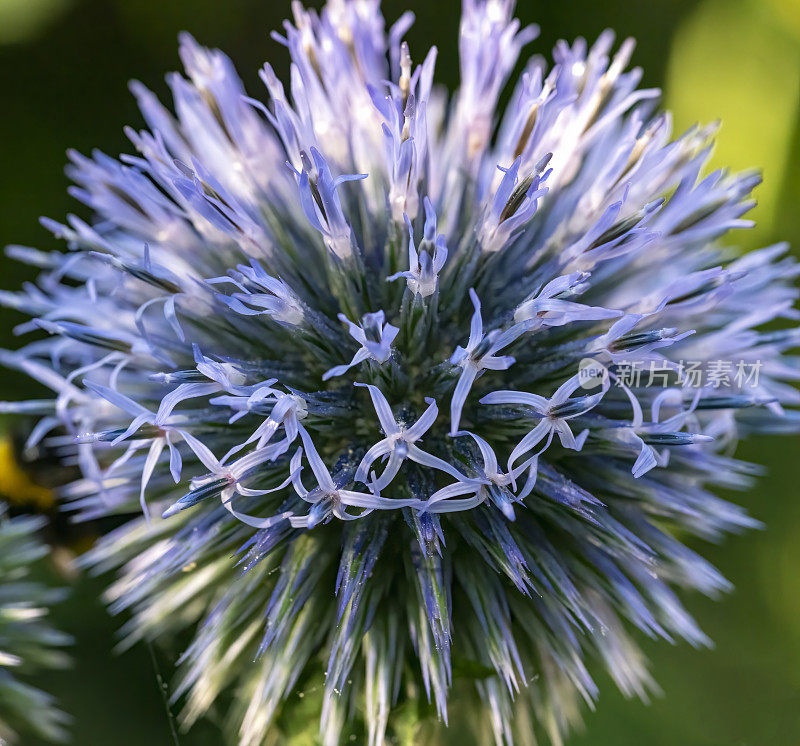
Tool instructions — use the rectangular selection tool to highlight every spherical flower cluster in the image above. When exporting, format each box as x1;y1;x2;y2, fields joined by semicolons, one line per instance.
0;511;70;744
2;1;799;744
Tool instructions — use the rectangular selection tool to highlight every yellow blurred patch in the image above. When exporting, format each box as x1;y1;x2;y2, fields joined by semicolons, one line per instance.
762;0;800;41
0;436;53;509
666;0;800;246
0;0;72;45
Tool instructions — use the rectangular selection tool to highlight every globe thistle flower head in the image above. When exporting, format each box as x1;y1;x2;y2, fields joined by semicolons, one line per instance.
0;511;71;744
2;0;800;744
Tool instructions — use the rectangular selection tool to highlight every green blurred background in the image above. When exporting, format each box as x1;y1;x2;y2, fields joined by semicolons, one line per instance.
1;0;800;743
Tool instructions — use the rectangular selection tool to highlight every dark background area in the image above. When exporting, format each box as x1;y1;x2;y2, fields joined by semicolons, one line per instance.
1;0;799;743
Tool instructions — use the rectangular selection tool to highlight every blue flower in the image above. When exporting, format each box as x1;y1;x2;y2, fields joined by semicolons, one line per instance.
2;2;799;744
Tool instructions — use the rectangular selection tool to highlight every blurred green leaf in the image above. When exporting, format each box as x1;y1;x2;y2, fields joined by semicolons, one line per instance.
0;0;72;45
762;0;800;42
666;0;800;245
